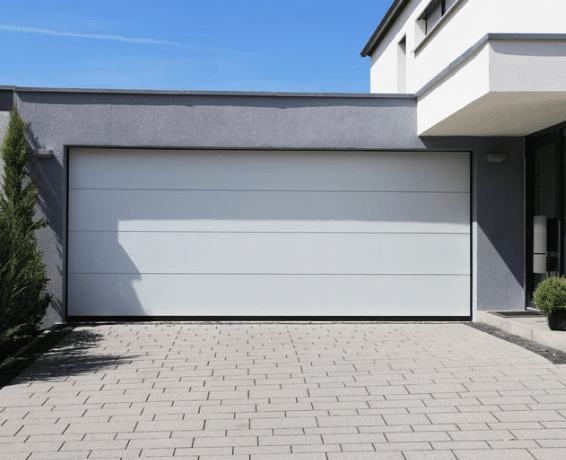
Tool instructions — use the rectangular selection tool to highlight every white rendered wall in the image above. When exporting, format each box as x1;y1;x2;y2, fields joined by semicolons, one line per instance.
369;0;566;94
370;0;424;93
489;40;566;92
417;42;491;135
418;39;566;135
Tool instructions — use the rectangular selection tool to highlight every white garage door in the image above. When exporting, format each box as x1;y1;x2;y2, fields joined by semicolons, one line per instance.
67;148;470;317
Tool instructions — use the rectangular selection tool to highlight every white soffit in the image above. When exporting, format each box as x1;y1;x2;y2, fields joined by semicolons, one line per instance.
418;34;566;136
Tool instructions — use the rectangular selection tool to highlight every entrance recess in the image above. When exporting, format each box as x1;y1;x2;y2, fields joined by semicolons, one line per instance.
526;130;564;306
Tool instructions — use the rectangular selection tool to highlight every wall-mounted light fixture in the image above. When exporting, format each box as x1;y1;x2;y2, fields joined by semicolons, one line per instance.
486;153;506;164
32;149;54;159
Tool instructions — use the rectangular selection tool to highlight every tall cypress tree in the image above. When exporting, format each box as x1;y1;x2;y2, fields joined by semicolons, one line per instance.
0;109;50;337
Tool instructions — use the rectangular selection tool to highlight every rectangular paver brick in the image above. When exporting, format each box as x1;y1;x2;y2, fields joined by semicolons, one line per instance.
0;422;24;436
27;453;91;460
257;403;312;412
174;447;236;456
0;453;29;460
402;452;457;460
304;427;357;435
234;445;291;455
250;454;327;460
317;415;385;427
0;442;63;453
308;387;368;397
292;444;342;453
488;440;539;449
373;442;433;451
193;436;258;447
60;440;129;451
430;441;490;450
494;410;565;422
427;412;499;424
128;437;194;449
138;448;175;457
453;450;536;460
321;434;386;444
487;422;542;430
406;383;468;394
448;430;514;441
249;389;309;399
25;434;83;443
250;417;317;429
198;456;249;460
258;435;322;446
385;431;450;443
135;419;205;432
529;448;566;460
511;428;566;440
327;452;404;459
340;444;375;452
66;421;136;434
383;414;430;425
205;418;250;430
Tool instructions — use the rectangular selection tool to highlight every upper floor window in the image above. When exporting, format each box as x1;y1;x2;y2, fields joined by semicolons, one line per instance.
397;36;407;93
416;0;457;43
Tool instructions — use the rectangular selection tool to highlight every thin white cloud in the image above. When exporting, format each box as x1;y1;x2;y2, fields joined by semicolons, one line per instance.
0;25;216;50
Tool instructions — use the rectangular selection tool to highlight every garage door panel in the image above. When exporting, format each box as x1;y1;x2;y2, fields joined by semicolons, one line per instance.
68;273;470;317
68;232;470;275
68;148;470;318
70;149;469;193
69;189;469;234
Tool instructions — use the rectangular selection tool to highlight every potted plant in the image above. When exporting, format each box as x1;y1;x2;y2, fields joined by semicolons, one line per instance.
533;276;566;331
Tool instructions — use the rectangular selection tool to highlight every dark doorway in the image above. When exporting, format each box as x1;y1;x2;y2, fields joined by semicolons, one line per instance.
526;129;564;307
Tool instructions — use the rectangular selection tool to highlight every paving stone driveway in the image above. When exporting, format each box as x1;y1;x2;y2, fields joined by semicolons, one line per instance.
1;322;566;460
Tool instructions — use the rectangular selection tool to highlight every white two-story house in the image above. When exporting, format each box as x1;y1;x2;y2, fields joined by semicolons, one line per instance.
362;0;566;136
362;0;566;311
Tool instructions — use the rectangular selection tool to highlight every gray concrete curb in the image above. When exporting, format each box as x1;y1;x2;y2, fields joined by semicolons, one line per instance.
477;310;566;353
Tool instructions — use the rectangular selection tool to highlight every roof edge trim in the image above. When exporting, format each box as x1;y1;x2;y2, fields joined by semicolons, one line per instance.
11;86;416;99
361;0;410;57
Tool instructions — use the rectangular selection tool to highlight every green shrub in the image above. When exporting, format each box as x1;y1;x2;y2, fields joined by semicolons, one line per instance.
532;276;566;316
0;109;50;338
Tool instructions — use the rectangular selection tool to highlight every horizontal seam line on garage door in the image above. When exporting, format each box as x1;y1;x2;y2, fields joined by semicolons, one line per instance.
67;230;471;234
68;272;471;276
69;188;470;193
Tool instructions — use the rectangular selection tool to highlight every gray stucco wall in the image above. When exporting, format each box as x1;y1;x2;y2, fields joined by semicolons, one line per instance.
15;90;420;150
421;137;525;311
0;112;9;143
0;111;8;176
0;89;13;187
12;87;525;321
475;139;525;310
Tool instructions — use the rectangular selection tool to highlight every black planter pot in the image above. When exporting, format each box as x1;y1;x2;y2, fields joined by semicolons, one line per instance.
548;309;566;331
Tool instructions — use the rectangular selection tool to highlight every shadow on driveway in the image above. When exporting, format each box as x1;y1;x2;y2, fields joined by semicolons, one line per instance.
0;325;137;388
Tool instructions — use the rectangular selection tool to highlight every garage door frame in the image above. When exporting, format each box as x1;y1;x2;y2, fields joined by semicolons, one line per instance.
65;146;473;321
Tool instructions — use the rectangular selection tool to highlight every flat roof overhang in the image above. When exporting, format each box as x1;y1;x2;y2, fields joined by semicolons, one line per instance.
417;34;566;136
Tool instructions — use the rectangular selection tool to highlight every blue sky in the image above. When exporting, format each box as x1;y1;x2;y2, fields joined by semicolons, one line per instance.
0;1;392;93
